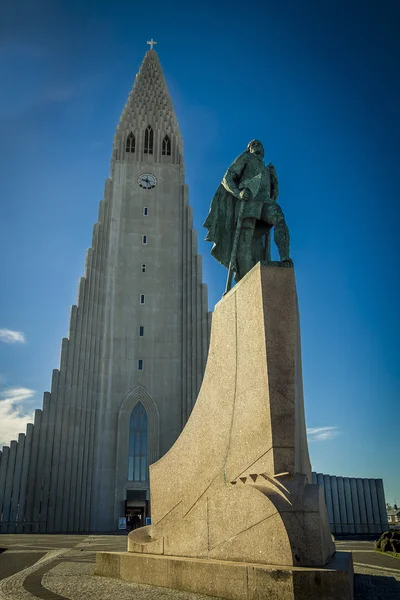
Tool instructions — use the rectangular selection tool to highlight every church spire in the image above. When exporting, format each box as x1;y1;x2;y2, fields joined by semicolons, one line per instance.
114;48;182;163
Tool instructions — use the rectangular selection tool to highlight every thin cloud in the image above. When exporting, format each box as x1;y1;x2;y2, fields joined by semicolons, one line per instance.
0;387;36;447
307;426;340;442
0;329;26;344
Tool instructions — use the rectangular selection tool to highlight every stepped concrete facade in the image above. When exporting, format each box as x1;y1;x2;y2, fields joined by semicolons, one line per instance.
0;49;210;533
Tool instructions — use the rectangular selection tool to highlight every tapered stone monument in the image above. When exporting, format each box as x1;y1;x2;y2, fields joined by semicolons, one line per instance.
96;263;354;600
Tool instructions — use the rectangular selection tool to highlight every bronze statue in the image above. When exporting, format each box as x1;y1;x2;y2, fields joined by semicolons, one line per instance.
203;140;292;292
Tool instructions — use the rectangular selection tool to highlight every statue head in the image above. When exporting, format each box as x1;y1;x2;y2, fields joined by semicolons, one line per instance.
247;140;264;158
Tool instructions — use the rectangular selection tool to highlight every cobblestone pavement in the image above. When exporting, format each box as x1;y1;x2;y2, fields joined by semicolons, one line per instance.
0;535;399;599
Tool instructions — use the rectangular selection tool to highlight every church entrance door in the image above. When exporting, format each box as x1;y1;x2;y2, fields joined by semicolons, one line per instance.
125;500;146;530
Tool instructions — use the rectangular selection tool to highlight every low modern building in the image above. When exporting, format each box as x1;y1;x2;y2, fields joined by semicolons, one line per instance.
312;472;388;535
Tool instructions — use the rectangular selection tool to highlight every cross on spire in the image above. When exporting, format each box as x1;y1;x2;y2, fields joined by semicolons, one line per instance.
147;38;157;50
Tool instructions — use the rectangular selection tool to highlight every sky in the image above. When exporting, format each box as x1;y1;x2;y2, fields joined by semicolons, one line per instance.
0;0;399;504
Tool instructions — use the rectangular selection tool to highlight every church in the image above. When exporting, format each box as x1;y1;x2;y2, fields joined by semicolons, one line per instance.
0;43;210;533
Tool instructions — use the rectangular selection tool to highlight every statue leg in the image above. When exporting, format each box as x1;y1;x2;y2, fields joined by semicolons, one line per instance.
236;218;256;280
261;204;291;263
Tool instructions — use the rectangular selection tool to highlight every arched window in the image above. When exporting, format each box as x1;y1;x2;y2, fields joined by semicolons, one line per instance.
144;125;153;154
162;135;171;156
126;132;135;153
128;402;147;481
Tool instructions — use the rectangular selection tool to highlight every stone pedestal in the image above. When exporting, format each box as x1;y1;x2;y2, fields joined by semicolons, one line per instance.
95;264;354;599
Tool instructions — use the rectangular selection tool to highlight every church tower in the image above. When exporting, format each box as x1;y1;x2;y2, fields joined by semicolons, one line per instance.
0;47;210;533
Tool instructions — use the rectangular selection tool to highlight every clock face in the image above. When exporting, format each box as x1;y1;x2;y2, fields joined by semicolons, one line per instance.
137;172;157;190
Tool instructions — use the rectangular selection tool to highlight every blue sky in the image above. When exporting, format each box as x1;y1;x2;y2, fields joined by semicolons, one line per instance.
0;0;399;503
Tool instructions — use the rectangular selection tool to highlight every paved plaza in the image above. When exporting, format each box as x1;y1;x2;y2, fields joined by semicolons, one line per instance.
0;535;398;600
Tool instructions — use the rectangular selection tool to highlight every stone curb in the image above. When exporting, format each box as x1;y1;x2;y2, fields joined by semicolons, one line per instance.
353;562;400;575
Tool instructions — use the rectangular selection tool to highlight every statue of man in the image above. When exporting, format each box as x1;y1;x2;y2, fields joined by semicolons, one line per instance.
203;140;292;283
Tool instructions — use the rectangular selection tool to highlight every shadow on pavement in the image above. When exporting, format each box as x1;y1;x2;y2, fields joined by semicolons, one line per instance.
355;574;400;600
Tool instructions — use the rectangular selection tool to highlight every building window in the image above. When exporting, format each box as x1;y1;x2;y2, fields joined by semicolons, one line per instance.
144;125;154;154
128;402;147;481
162;135;171;156
143;207;148;216
140;294;145;304
126;132;135;153
141;263;146;273
142;235;147;244
139;326;144;337
138;359;143;370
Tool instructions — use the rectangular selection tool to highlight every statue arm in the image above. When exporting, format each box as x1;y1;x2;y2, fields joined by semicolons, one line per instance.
222;155;246;199
268;163;279;200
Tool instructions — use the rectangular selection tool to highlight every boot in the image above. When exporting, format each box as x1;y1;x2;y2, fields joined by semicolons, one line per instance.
274;220;292;263
236;227;255;280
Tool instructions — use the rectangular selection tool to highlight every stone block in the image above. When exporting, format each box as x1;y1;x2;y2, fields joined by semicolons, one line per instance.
95;551;354;600
95;552;121;578
99;264;347;598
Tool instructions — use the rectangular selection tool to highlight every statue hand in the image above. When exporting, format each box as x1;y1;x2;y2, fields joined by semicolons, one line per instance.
239;188;252;202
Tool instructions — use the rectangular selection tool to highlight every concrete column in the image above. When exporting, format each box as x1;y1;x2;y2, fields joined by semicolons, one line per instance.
16;423;33;532
343;477;355;534
1;440;18;532
363;479;375;534
80;218;99;531
40;370;59;532
46;338;69;532
31;393;50;530
337;477;348;534
0;446;10;522
86;189;111;532
63;303;81;531
64;300;85;531
323;474;334;530
356;478;368;534
191;230;197;412
350;478;361;534
330;476;341;534
82;200;108;531
375;479;389;532
8;433;26;532
80;215;102;532
196;255;202;399
181;186;188;427
77;234;101;532
55;283;80;531
24;411;43;532
73;247;94;532
57;309;78;530
186;215;193;418
76;265;93;531
370;479;383;534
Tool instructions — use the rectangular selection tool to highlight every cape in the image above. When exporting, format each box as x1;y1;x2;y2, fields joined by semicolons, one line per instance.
203;184;271;272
